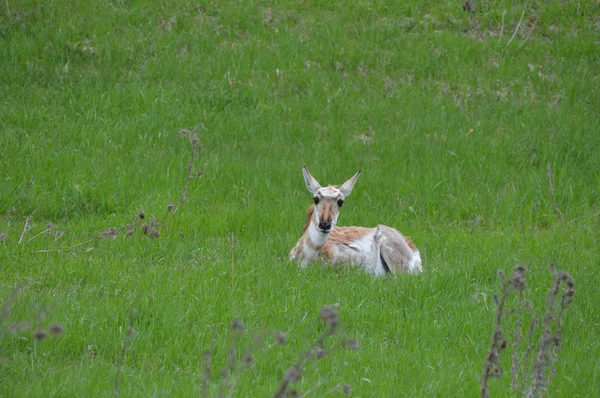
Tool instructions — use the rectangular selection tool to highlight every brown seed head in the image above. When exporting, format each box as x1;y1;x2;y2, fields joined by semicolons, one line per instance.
559;272;575;288
102;228;118;239
284;367;301;382
320;305;339;326
275;331;287;345
231;318;245;332
49;323;65;335
314;347;327;359
497;270;505;281
34;330;48;341
511;267;527;291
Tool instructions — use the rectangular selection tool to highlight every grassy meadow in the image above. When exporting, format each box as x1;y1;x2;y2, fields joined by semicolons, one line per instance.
1;0;599;396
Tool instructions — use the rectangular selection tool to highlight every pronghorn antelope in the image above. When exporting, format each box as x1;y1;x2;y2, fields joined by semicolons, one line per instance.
289;166;423;276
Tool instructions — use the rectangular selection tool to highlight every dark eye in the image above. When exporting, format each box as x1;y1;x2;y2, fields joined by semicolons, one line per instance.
337;199;344;207
313;197;320;204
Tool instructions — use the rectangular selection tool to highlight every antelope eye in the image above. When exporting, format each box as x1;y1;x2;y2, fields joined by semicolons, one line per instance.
313;197;320;204
337;199;344;207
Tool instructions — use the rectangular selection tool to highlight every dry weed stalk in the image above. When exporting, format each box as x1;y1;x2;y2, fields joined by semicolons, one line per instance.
527;265;574;397
481;264;575;397
506;0;531;49
274;306;355;398
32;125;203;253
202;320;262;398
199;307;356;398
17;210;36;244
172;125;205;216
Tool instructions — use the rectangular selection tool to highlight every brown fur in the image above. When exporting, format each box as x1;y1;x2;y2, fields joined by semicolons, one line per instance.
329;226;373;243
403;234;417;251
302;205;315;232
320;202;334;225
319;240;335;260
319;226;373;262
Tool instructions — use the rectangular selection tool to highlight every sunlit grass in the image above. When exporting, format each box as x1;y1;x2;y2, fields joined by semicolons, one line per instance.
1;0;598;396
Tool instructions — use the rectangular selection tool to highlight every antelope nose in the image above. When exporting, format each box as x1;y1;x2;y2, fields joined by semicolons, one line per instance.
318;222;332;232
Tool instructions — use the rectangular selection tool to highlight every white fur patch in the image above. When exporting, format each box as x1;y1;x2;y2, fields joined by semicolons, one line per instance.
408;251;423;274
308;221;329;247
348;231;376;254
301;243;318;266
317;187;342;198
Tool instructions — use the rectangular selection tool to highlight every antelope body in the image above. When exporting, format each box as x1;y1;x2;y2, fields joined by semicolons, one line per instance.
289;166;422;276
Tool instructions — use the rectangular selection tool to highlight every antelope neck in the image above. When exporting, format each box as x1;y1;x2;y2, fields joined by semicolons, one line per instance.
307;212;330;249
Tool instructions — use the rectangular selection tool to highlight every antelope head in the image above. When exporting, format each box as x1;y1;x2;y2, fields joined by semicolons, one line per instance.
302;165;361;234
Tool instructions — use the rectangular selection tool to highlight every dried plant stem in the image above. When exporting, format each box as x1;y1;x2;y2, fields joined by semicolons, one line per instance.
520;317;539;394
546;162;563;220
201;336;217;398
37;214;139;253
218;341;240;398
275;307;341;397
273;380;290;398
300;381;324;397
482;265;575;397
498;9;506;44
506;0;530;49
511;290;525;392
27;226;53;243
481;272;510;398
516;21;537;51
17;210;36;245
528;268;574;397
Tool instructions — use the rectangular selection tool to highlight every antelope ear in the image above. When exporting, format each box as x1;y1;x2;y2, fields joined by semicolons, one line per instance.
339;170;361;197
302;165;322;195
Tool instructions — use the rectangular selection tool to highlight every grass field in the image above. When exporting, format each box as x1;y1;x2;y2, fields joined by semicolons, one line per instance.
1;0;599;396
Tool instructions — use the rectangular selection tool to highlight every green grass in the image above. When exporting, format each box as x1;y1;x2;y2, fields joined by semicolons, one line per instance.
1;0;599;396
